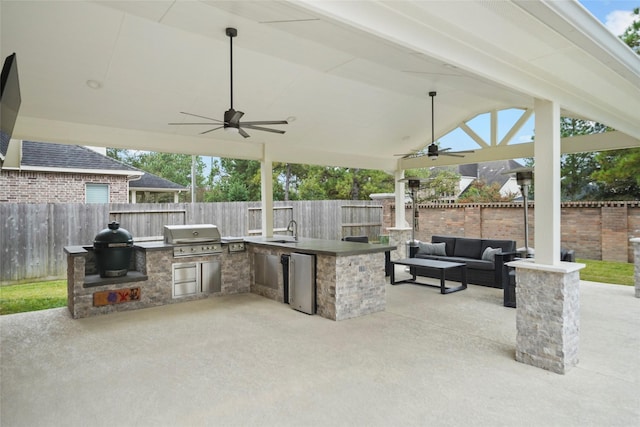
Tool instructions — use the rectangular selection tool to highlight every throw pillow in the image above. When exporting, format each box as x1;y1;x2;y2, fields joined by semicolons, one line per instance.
417;242;435;255
417;242;447;256
432;242;447;256
482;246;502;262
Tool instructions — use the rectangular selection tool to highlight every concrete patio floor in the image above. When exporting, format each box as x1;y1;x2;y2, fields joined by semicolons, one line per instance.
1;272;638;426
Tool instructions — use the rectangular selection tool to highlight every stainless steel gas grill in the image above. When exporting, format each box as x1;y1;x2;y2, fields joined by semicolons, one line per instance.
163;224;223;257
164;224;223;298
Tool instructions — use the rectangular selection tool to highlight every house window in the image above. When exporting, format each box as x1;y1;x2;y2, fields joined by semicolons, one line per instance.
86;183;109;203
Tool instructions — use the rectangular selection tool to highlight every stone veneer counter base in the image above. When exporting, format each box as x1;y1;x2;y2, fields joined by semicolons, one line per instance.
67;237;393;322
245;237;392;321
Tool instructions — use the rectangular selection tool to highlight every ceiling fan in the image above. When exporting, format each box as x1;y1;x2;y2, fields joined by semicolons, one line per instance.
396;91;474;159
169;27;288;138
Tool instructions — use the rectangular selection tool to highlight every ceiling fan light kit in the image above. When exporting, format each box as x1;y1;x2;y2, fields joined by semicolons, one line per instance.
169;27;288;138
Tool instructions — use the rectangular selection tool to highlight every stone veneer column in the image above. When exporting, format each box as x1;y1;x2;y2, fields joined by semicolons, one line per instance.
631;238;640;298
387;227;412;260
508;260;585;374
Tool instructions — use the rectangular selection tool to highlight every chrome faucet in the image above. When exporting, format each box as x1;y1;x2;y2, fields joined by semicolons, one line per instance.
286;220;298;241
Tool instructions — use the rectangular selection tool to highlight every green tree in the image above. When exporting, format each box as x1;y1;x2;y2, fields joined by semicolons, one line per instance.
591;149;640;200
585;10;640;200
213;158;263;201
620;7;640;54
106;148;128;162
128;152;205;189
107;149;206;202
404;167;460;202
559;118;607;201
227;179;251;201
458;181;515;203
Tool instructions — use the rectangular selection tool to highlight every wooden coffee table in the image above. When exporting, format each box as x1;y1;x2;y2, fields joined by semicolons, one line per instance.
390;258;467;294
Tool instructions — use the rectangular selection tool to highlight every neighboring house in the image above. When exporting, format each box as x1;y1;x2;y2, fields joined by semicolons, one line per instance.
129;170;186;203
381;159;525;203
0;140;185;203
457;160;524;200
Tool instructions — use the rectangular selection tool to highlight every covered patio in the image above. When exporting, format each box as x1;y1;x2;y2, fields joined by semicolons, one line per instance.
1;0;639;394
1;274;637;426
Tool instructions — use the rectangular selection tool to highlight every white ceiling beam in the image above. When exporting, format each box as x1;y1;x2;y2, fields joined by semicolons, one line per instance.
13;116;263;160
399;130;640;170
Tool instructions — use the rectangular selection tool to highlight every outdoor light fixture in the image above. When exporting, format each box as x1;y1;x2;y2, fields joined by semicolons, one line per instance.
503;167;534;257
398;177;426;256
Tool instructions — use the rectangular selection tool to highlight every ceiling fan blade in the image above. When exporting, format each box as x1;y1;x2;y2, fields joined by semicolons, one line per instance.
452;149;475;154
231;110;244;123
241;120;288;125
243;125;286;134
179;112;223;122
199;126;223;135
439;147;452;153
238;127;250;138
442;152;466;157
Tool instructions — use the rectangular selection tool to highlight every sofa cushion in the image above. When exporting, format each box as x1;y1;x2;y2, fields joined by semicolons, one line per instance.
453;237;483;259
414;254;495;271
461;258;495;271
417;242;447;256
431;235;456;256
482;246;502;262
481;239;516;254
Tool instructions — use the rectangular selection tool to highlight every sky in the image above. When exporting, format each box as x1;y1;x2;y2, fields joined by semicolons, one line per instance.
438;0;638;154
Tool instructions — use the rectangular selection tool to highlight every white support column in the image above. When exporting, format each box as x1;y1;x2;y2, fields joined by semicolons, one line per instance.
260;145;274;237
395;169;405;228
631;238;640;297
387;169;412;259
534;98;561;265
130;190;137;204
511;98;585;375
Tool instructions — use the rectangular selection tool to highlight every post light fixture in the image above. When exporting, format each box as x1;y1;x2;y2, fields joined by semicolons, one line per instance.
398;177;426;256
502;167;534;257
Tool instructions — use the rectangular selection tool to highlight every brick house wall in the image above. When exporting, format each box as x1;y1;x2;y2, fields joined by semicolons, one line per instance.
0;170;129;203
383;199;640;262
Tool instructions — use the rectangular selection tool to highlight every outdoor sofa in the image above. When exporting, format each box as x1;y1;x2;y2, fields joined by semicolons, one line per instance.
410;235;516;289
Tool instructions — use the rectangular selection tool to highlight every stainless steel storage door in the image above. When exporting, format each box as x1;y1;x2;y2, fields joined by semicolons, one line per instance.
201;260;221;293
172;262;198;297
289;253;315;314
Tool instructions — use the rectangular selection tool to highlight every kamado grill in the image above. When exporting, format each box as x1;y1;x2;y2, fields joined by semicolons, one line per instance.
164;224;223;257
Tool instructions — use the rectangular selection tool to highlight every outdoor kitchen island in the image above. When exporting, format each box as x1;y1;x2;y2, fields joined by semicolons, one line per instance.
245;236;395;321
65;235;395;321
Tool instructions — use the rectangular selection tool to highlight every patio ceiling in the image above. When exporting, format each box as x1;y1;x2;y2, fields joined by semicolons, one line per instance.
2;0;639;172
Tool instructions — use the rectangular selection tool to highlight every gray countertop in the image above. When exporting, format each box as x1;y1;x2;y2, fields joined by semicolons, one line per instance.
243;235;396;256
69;237;395;257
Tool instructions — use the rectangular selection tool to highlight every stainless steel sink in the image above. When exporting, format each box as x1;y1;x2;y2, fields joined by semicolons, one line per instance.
267;239;296;244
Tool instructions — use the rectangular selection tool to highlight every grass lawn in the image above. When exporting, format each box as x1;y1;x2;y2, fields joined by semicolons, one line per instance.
577;258;635;286
0;259;635;315
0;280;67;315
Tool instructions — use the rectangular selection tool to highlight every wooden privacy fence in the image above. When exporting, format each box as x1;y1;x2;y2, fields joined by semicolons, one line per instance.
0;200;383;284
341;204;383;241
